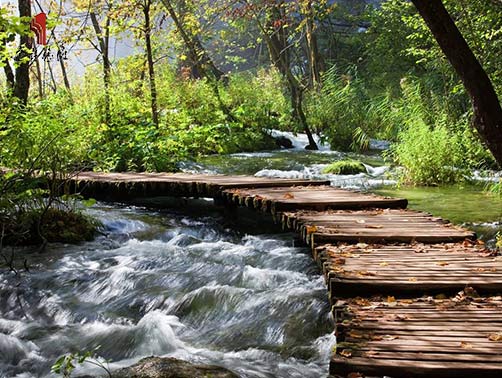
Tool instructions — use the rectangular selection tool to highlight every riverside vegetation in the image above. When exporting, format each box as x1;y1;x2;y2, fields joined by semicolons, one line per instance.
1;0;501;249
0;0;500;244
1;1;501;377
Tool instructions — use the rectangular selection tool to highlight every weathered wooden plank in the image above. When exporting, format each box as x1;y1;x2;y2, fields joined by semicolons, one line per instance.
332;295;502;378
222;186;407;214
282;210;476;247
318;243;500;296
71;172;330;199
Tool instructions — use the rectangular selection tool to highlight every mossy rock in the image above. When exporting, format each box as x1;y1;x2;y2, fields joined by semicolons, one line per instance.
111;356;240;378
322;160;367;175
3;207;98;246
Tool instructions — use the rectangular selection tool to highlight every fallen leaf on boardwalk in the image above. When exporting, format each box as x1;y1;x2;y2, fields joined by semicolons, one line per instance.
435;294;447;300
365;225;383;229
477;240;485;245
365;351;378;358
283;192;295;199
356;270;376;277
488;333;502;342
408;277;418;282
436;261;449;266
340;349;352;358
349;330;366;339
356;243;369;249
474;268;486;272
356;220;366;224
460;341;473;349
401;299;414;304
353;298;371;306
305;225;318;234
347;373;363;378
382;335;399;341
387;296;396;303
379;262;389;267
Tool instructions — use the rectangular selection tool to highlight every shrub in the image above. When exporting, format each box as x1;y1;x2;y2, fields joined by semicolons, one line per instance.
322;160;367;175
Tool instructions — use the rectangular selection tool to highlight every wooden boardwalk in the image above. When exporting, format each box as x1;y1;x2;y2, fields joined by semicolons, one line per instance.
221;186;408;215
72;172;501;377
282;209;476;246
315;243;501;296
332;295;502;378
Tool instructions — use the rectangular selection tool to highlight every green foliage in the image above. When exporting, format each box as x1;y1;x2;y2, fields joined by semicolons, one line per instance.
52;346;111;378
322;160;367;175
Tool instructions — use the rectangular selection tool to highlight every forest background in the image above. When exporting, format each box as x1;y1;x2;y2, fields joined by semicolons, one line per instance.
1;0;501;246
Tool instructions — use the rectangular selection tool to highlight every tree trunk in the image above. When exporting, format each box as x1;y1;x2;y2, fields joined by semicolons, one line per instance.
34;54;43;98
161;0;223;81
411;0;502;165
90;11;112;126
13;0;31;104
143;0;159;127
260;2;318;150
305;0;322;89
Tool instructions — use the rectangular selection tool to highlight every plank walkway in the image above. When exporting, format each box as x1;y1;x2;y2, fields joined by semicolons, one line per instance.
222;186;408;215
70;172;502;377
315;243;501;296
282;209;476;246
331;295;502;378
71;172;331;199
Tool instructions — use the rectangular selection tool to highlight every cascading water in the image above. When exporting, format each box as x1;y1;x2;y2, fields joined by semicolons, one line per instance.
0;203;335;378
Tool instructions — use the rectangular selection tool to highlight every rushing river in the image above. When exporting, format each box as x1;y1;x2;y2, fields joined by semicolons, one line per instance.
0;202;334;378
1;132;501;377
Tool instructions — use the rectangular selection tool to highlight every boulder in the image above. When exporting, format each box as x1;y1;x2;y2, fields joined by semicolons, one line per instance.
274;136;294;149
111;356;240;378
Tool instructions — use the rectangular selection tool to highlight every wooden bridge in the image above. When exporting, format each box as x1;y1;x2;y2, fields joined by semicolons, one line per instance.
73;172;501;378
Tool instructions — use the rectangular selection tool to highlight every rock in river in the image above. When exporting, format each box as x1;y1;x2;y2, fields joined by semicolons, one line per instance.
110;356;240;378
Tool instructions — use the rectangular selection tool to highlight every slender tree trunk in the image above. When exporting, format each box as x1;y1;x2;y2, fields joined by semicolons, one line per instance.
55;40;72;95
305;0;322;89
2;59;15;91
90;11;112;126
13;0;31;104
143;0;159;127
259;2;318;150
34;54;43;98
411;0;502;165
160;0;223;81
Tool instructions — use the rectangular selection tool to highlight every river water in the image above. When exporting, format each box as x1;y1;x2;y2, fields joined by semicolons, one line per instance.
1;132;501;377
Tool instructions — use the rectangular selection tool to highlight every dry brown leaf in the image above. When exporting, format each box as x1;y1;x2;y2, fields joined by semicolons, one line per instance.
436;261;449;266
356;243;369;249
353;298;371;306
488;333;502;342
408;277;418;282
283;192;295;199
382;335;399;341
379;262;389;267
365;225;383;229
340;349;352;358
349;330;366;339
357;270;376;277
305;225;318;234
387;296;396;303
460;341;473;349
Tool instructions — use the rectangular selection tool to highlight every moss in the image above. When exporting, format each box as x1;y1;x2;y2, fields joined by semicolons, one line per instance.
322;160;367;175
3;207;98;246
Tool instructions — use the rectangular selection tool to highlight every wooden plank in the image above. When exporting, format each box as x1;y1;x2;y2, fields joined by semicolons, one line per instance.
70;172;330;199
222;186;407;214
332;295;502;378
318;243;500;296
282;210;476;246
